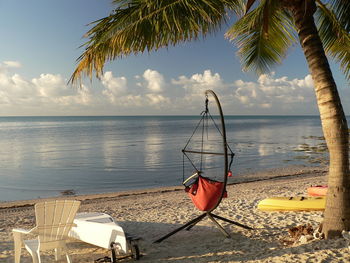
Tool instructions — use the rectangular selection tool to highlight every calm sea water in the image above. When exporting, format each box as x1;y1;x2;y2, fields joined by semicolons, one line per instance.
0;116;330;201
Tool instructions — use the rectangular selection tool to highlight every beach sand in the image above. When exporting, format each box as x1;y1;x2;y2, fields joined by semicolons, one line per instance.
1;166;350;262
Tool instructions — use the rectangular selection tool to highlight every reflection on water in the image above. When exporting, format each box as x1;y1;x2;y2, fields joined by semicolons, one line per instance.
144;133;163;170
258;144;275;156
0;116;334;201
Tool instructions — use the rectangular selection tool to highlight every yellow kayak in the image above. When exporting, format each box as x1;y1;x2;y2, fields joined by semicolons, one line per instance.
257;196;326;211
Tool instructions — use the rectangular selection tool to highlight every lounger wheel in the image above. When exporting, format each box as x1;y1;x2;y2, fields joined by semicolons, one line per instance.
131;244;140;260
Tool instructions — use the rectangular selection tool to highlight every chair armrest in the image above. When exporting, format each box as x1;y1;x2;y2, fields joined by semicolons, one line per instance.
13;227;37;235
13;228;31;234
13;227;38;250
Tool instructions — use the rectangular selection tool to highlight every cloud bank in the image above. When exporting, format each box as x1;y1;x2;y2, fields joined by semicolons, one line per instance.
1;60;347;116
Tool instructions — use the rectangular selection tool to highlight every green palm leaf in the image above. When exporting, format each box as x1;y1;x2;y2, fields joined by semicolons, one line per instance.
316;0;350;81
225;0;297;74
70;0;241;84
329;0;350;31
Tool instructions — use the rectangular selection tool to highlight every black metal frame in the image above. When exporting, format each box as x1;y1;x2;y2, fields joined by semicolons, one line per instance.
154;211;253;243
154;90;252;243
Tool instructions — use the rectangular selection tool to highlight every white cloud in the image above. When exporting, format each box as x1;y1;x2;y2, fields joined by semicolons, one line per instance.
170;71;319;114
101;71;128;103
0;64;94;115
171;70;230;112
0;73;38;104
31;73;91;106
145;93;170;106
172;70;225;94
143;69;164;93
0;61;332;116
99;70;171;110
32;73;69;97
233;73;316;113
2;61;22;68
119;95;143;107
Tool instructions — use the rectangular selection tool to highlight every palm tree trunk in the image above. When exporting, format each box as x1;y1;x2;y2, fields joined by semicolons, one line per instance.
291;1;350;238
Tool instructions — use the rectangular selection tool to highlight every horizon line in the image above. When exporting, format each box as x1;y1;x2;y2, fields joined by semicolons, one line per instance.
0;114;331;117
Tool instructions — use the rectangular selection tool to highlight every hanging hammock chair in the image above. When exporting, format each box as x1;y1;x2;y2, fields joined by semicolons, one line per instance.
154;90;252;243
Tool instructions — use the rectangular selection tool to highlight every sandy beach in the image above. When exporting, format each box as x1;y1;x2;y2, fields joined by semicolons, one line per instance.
1;166;350;262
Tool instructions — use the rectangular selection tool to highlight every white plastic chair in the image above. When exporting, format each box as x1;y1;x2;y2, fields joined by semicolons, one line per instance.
13;200;81;263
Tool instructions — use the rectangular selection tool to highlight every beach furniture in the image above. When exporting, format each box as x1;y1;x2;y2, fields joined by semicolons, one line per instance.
69;212;140;261
13;200;81;263
154;90;252;243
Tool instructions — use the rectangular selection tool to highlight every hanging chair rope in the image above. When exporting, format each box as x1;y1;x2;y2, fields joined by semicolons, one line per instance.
182;108;209;183
182;93;235;186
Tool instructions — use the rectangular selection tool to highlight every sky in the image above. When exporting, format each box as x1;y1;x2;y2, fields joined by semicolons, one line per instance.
0;0;349;116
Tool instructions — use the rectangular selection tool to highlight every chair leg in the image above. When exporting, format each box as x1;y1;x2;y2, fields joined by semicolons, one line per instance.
55;247;63;261
154;212;254;243
210;213;253;230
13;232;22;263
28;250;41;263
65;254;72;263
207;213;230;238
56;243;71;263
154;213;207;243
185;213;208;231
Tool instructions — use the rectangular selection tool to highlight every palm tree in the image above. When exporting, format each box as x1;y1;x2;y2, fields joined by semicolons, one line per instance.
71;0;350;238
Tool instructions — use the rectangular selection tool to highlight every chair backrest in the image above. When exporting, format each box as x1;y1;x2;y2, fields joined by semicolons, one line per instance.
35;200;80;244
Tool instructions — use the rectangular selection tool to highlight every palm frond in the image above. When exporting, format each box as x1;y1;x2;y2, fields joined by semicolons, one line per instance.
245;0;257;14
329;0;350;31
223;0;246;17
316;0;350;81
225;0;297;75
70;0;239;85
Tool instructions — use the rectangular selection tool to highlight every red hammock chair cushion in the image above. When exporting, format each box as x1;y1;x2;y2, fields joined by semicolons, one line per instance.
188;176;225;211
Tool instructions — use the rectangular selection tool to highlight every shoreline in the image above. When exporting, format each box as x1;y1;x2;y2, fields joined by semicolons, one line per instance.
0;165;326;209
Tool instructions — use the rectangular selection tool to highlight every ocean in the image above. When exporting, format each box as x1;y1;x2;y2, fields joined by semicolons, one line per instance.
0;116;329;202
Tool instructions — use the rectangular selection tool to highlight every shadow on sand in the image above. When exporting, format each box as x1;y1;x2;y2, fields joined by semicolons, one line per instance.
2;218;348;263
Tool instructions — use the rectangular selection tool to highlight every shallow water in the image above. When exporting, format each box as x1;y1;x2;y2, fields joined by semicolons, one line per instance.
0;116;329;201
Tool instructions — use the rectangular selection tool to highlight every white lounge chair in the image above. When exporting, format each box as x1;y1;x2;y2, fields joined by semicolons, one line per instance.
69;212;140;261
13;200;81;263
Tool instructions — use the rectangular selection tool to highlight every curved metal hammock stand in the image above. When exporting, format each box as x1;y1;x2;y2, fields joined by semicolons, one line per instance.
154;90;252;243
